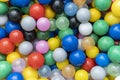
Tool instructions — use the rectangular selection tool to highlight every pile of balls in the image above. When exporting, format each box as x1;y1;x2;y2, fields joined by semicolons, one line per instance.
0;0;120;80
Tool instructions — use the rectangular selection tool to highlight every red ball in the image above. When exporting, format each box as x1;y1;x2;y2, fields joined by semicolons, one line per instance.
0;38;15;54
28;52;44;69
30;3;45;20
82;58;96;72
9;30;24;44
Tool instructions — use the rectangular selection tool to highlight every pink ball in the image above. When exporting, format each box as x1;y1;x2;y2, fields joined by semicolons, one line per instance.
36;40;49;54
37;17;50;31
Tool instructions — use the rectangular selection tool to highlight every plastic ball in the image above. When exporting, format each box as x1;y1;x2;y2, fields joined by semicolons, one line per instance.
30;3;45;20
90;66;106;80
0;15;8;26
56;16;69;30
0;61;12;79
62;64;75;78
69;16;80;28
9;30;24;44
0;54;6;61
90;33;99;44
115;76;120;80
37;30;49;40
108;46;120;63
49;19;57;31
94;0;112;11
107;63;120;76
0;0;9;2
75;69;88;80
0;27;6;39
0;2;8;15
7;72;24;80
69;50;86;66
18;41;33;55
38;65;51;77
12;58;26;72
38;0;52;4
0;38;15;54
73;0;86;7
95;53;110;67
98;36;114;52
36;40;49;54
109;24;120;40
24;30;36;41
76;8;90;23
62;35;78;52
39;78;48;80
28;52;44;69
37;17;50;31
21;16;36;31
78;22;93;36
64;2;78;16
53;48;67;62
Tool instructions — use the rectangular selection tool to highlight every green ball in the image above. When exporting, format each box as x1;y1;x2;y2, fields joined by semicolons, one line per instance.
37;30;49;40
44;51;55;66
95;0;112;11
49;19;57;31
58;28;73;39
98;36;114;52
55;12;66;18
108;46;120;63
0;2;9;15
93;20;109;36
90;33;99;44
0;54;6;61
0;61;12;79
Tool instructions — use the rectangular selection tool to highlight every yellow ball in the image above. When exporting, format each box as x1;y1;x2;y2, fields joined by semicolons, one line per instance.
0;0;9;2
48;38;60;50
56;59;69;70
38;78;48;80
75;69;89;80
107;75;115;80
86;46;99;58
89;8;101;22
104;11;120;26
104;77;109;80
92;0;95;7
7;52;21;63
26;78;38;80
22;66;38;80
112;0;120;17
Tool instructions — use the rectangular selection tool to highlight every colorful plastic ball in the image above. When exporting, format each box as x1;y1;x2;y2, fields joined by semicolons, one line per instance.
69;16;80;28
0;61;12;79
115;76;120;80
39;78;48;80
79;22;93;36
28;52;44;69
51;75;65;80
73;0;86;7
108;46;120;63
107;63;120;76
56;16;69;30
76;8;90;23
90;66;106;80
38;0;52;4
0;38;15;54
24;30;36;41
49;19;57;31
93;20;109;36
0;27;6;39
37;30;49;40
95;53;110;67
21;16;36;31
90;33;99;44
0;2;8;15
0;0;9;2
75;69;88;80
69;50;86;66
30;3;45;20
18;41;33;55
12;58;26;72
9;30;24;44
62;35;78;52
36;40;49;54
98;36;114;52
64;2;78;16
50;69;61;78
94;0;112;11
38;65;51;77
37;17;50;31
53;48;67;62
7;72;24;80
109;24;120;40
0;15;8;26
0;54;6;61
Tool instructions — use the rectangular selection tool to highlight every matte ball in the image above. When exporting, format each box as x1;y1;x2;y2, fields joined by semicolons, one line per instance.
0;27;6;39
0;15;8;26
24;30;36;41
38;0;52;4
62;35;78;52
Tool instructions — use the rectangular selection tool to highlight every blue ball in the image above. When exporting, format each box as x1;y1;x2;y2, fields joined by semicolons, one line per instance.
5;21;21;34
95;53;110;67
64;2;78;16
62;0;72;4
0;27;6;39
62;35;78;52
7;72;24;80
69;50;86;66
109;24;120;40
38;0;52;4
50;64;57;70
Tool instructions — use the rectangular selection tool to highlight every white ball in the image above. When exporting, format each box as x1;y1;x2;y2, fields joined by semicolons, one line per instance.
90;66;106;80
115;76;120;80
0;15;8;26
18;41;33;55
76;8;90;23
21;16;36;31
53;48;67;62
51;75;65;80
79;22;92;36
78;39;84;50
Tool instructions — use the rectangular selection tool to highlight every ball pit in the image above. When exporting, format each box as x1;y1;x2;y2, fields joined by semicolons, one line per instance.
1;0;120;80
